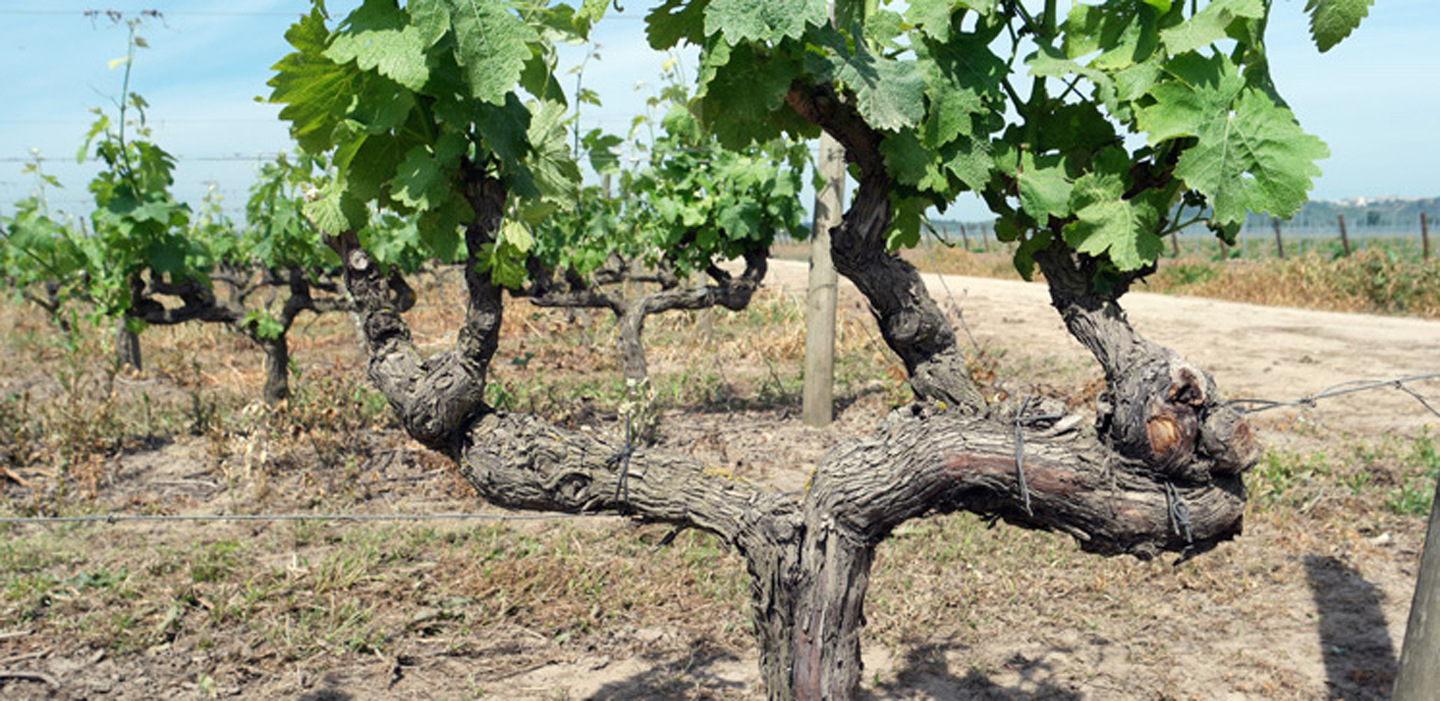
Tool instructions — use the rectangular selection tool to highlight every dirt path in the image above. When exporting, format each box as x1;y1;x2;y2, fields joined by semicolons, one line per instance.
765;258;1440;436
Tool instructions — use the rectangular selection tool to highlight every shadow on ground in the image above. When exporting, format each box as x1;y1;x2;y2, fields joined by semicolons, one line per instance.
865;641;1084;700
1304;554;1398;700
589;639;1088;699
588;648;749;700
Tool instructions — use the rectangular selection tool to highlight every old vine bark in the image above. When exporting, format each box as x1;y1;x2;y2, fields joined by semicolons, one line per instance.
320;146;1258;698
785;83;983;414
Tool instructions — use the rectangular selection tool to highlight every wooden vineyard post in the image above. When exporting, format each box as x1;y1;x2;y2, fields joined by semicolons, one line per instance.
1271;218;1285;259
116;318;141;372
1422;212;1431;260
1338;214;1352;256
1170;231;1179;258
959;222;970;251
1394;478;1440;699
803;131;843;427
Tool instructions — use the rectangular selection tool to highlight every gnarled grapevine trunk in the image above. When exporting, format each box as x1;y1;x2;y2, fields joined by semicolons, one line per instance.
322;164;1254;701
741;516;872;700
1032;244;1258;482
785;85;984;414
259;336;290;406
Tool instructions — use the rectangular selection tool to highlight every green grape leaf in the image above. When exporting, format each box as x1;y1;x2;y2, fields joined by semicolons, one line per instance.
408;0;452;46
1016;153;1073;226
344;76;416;135
524;100;581;205
1026;46;1118;116
521;45;568;106
346;130;415;205
834;0;865;29
450;1;537;105
500;219;534;254
415;195;471;262
922;84;984;148
1136;54;1328;224
326;3;430;91
812;36;927;132
584;131;624;174
879;131;933;188
1061;1;1161;70
144;233;191;276
1062;171;1163;271
391;145;448;210
269;10;358;154
907;0;958;42
704;0;826;45
718;200;761;241
479;234;530;288
1113;58;1163;104
1031;102;1119;162
695;41;799;149
1304;0;1373;52
645;0;711;49
304;178;369;235
940;135;993;192
476;93;534;168
1012;229;1053;280
886;197;925;250
574;0;610;33
919;36;1004;148
1160;0;1265;56
129;200;182;226
880;131;953;194
863;10;906;48
244;310;285;341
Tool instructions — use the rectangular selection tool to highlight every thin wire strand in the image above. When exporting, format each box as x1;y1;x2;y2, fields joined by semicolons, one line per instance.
0;512;613;526
1225;371;1440;418
3;374;1435;528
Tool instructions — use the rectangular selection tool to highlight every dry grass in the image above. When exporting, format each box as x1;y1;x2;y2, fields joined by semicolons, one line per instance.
883;242;1440;320
0;267;1435;699
1147;249;1440;318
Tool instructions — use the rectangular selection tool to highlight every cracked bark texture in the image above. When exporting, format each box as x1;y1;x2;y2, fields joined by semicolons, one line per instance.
320;150;1259;698
785;83;984;414
1032;243;1259;482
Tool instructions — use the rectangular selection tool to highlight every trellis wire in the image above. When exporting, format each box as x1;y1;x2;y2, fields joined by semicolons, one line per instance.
1226;371;1440;419
0;512;612;526
2;374;1435;528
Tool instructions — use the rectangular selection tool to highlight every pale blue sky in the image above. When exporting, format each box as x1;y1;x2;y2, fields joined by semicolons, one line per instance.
1;1;1435;223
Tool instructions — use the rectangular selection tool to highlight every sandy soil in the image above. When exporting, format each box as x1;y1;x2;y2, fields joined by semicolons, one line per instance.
764;258;1440;437
4;259;1439;700
490;262;1440;699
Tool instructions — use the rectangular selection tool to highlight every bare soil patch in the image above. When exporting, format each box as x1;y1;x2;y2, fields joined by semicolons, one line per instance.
2;260;1437;699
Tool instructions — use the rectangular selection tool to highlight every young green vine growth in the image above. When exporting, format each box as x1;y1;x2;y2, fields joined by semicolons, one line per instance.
269;1;1370;699
526;77;809;382
0;157;83;333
